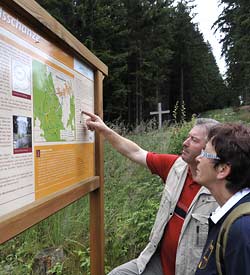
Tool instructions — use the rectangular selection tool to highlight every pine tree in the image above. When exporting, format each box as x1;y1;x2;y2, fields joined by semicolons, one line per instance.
216;0;250;104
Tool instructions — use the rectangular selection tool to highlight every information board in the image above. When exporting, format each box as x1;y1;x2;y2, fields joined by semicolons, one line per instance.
0;5;96;217
0;2;107;273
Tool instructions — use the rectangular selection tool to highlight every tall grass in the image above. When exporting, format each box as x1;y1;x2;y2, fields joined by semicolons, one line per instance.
0;197;90;275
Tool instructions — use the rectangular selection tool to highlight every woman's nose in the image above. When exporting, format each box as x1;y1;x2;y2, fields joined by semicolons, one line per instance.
196;154;201;162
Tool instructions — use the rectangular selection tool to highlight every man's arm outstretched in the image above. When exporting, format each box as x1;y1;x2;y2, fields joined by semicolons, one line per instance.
83;111;148;167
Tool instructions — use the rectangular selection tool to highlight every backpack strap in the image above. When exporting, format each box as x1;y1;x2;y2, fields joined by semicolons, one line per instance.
215;202;250;275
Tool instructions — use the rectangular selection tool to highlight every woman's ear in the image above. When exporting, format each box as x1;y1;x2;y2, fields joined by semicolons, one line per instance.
217;163;231;180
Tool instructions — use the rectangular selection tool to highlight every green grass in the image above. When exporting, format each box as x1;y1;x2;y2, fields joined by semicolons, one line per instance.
0;197;90;275
201;106;250;123
1;106;249;274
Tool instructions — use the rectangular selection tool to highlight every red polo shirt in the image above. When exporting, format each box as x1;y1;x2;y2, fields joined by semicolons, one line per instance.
147;152;201;275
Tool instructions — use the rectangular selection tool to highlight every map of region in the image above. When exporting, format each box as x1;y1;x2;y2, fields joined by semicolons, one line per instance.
33;60;75;142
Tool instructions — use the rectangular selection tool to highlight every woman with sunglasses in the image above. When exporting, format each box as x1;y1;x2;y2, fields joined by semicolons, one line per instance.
195;123;250;275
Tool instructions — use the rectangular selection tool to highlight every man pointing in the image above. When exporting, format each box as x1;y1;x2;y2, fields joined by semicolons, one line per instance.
83;111;218;275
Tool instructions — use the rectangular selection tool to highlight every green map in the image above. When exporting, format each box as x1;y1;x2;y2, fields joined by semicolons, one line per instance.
33;60;75;142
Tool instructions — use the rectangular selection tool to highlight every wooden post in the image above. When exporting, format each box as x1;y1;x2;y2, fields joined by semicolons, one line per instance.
90;70;105;275
150;102;170;129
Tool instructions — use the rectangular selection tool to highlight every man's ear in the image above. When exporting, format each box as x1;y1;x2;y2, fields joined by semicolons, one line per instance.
217;163;231;180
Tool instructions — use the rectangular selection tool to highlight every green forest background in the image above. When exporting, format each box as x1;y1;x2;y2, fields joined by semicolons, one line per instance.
35;0;250;125
1;0;250;274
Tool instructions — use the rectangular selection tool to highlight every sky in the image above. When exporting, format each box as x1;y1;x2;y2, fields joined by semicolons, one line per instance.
192;0;227;76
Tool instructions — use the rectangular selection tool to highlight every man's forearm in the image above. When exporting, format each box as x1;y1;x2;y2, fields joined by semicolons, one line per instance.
83;111;148;166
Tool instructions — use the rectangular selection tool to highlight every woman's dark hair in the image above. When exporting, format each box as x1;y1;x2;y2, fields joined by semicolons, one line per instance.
208;123;250;192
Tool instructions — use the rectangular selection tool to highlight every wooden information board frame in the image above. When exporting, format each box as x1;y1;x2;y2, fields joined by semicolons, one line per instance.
0;1;107;274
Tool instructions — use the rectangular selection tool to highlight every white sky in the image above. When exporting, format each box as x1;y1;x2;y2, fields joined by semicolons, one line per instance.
192;0;227;76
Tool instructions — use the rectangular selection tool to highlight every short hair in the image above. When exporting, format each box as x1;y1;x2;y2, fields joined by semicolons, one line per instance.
194;118;220;139
208;123;250;192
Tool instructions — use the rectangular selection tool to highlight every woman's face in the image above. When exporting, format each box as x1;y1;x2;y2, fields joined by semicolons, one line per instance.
195;141;219;188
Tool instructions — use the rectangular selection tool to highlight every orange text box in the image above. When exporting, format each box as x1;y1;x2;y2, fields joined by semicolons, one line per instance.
34;143;94;199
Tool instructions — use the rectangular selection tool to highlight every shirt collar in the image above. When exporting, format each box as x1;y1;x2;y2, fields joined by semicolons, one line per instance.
210;188;250;224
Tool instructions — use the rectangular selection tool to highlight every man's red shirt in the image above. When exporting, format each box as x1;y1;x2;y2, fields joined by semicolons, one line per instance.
147;152;201;275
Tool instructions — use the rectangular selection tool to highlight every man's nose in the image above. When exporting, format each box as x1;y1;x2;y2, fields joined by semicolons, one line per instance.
183;137;190;146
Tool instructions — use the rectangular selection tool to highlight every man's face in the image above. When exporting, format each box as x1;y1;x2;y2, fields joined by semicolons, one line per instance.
181;125;207;165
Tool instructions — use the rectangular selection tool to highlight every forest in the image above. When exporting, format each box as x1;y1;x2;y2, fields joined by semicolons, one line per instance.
35;0;250;125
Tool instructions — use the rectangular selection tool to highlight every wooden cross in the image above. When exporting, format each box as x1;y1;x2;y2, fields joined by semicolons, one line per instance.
150;102;170;129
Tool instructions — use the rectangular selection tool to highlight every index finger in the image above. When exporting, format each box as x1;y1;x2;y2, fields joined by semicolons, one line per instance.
81;111;97;119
